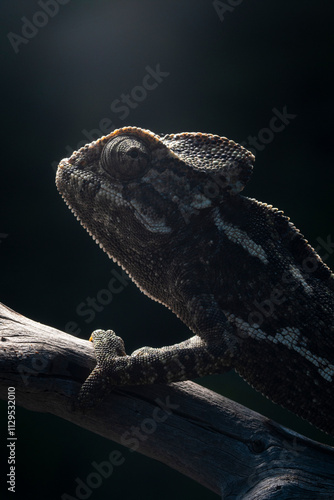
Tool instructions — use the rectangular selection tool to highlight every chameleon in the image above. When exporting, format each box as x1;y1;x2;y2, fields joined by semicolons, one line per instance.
55;126;334;436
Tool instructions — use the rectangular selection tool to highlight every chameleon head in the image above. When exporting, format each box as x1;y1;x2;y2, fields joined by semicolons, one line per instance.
55;126;254;271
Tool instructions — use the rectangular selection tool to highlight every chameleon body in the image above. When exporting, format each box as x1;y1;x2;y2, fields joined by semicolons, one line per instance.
56;127;334;435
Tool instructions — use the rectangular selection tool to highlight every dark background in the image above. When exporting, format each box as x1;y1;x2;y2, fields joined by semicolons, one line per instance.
1;1;334;499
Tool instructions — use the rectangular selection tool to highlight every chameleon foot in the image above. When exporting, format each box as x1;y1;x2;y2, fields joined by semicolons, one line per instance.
77;329;127;409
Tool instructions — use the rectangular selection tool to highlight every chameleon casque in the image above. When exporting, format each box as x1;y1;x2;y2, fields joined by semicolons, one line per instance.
56;126;334;436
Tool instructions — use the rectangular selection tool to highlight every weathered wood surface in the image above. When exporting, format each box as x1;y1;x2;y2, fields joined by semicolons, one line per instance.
1;302;334;499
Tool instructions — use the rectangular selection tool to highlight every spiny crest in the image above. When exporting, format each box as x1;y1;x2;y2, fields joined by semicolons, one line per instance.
65;127;255;194
159;131;255;193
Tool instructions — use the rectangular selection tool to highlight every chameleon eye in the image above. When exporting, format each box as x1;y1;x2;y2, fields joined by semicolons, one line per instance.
101;135;151;180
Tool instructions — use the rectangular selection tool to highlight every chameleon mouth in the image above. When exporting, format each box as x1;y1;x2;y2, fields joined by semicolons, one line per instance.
56;159;124;206
55;160;125;263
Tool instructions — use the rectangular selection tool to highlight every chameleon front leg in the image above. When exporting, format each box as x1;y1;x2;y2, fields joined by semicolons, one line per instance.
77;328;235;408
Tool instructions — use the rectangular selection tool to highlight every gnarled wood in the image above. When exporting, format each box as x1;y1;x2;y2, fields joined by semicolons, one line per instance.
0;302;333;499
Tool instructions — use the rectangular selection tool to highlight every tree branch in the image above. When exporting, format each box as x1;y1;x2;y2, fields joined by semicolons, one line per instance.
1;302;334;499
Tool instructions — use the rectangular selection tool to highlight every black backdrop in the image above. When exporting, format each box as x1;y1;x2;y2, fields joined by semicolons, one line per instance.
1;1;334;499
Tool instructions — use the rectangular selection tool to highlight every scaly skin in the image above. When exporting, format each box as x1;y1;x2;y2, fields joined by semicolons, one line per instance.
56;127;334;435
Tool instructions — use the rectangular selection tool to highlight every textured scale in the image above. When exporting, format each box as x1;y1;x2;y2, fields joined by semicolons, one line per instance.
56;126;334;436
